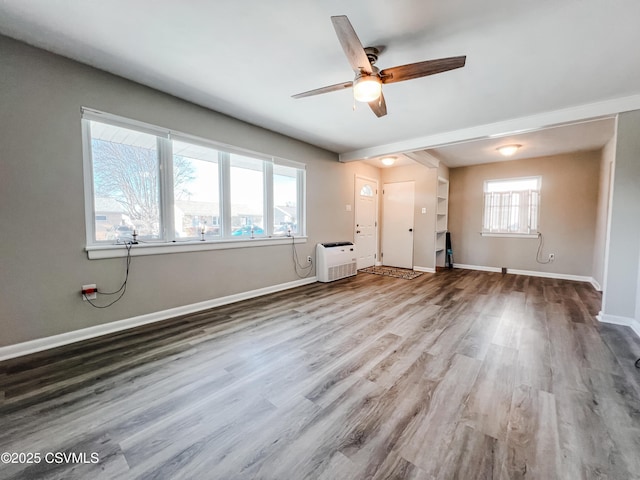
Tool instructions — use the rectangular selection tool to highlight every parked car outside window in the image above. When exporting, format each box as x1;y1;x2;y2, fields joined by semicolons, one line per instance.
114;225;134;240
231;225;264;236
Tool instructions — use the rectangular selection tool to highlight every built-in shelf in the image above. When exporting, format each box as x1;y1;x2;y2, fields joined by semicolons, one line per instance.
435;177;449;269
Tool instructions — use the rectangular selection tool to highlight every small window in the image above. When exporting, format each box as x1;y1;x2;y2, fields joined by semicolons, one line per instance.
483;177;540;235
273;164;299;236
360;184;374;197
230;154;265;237
173;140;220;239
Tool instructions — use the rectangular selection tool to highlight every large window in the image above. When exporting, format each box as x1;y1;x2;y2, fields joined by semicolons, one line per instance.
482;177;540;235
83;110;305;247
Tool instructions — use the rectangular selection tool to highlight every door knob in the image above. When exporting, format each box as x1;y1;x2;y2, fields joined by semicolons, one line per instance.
356;230;361;234
409;228;413;232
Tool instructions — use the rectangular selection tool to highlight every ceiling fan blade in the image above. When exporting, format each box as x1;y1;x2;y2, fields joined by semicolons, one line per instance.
368;92;387;118
331;15;373;75
292;81;353;99
380;56;466;84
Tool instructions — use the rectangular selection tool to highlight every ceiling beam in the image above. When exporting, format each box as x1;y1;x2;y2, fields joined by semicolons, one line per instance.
404;150;439;168
338;94;640;162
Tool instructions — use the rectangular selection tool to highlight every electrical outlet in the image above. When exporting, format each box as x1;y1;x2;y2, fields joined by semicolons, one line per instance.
549;253;555;262
307;256;312;263
82;284;97;300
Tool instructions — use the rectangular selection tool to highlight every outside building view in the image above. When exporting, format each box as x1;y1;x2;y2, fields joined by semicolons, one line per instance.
90;121;299;242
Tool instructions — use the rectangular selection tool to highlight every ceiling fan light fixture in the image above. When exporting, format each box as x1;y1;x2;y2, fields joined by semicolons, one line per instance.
381;156;396;166
497;144;521;157
292;16;466;118
353;74;382;103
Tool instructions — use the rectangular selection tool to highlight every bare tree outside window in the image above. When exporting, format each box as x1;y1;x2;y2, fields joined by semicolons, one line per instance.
91;125;194;240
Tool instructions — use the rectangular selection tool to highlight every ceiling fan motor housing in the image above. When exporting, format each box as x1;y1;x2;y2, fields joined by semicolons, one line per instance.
364;46;380;66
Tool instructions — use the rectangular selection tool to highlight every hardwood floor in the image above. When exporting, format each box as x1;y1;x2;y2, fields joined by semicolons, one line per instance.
1;269;640;479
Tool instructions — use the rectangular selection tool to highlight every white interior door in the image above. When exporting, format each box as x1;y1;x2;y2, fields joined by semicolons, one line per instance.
382;181;415;269
354;176;378;269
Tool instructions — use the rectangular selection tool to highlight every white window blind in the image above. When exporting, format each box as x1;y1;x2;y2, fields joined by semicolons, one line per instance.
483;177;540;235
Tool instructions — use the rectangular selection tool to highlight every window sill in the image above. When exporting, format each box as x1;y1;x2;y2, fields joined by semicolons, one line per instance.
481;233;538;239
86;236;308;259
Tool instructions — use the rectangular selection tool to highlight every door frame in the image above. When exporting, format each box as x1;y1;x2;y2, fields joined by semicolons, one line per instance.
354;175;379;267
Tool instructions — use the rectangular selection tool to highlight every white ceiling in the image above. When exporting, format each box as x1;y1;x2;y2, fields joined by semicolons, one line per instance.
0;0;638;166
427;117;617;168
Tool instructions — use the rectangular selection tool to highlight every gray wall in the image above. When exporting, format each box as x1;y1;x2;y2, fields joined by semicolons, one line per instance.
0;35;380;347
602;110;640;320
637;247;640;321
438;163;450;183
448;151;601;276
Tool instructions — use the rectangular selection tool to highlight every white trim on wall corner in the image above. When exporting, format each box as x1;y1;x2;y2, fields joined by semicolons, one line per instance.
597;312;640;338
0;277;318;362
453;264;596;285
590;278;602;292
414;266;436;273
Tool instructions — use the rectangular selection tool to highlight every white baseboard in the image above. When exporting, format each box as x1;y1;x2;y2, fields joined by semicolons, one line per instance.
453;263;596;285
454;264;501;273
0;277;318;362
597;312;640;338
414;266;436;273
590;278;602;292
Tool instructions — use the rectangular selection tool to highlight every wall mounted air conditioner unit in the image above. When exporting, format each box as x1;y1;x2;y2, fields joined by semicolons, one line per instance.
316;242;357;282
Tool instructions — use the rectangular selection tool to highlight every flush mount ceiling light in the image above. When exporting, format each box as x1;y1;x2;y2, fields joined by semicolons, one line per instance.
381;156;396;166
497;144;521;157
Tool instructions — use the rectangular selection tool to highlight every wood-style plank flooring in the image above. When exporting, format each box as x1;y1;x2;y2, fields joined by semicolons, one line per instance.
1;269;640;479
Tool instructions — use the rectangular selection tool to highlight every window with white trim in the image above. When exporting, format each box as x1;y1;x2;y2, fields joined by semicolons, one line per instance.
273;164;301;236
482;177;540;235
172;139;220;240
89;121;162;242
83;110;306;246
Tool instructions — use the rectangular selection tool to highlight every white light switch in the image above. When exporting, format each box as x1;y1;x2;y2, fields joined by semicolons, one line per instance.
346;204;352;211
421;208;427;214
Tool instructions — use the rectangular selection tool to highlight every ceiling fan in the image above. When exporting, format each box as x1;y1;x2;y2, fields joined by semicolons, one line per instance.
292;15;466;118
